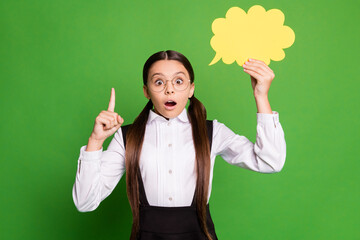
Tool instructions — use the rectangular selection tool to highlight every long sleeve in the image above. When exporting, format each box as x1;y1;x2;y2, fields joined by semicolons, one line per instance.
72;128;126;212
212;111;286;173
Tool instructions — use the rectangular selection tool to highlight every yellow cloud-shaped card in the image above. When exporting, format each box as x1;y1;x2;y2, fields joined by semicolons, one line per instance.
209;5;295;66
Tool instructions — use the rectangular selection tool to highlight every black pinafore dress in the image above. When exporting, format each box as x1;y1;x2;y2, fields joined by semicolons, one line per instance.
121;120;218;240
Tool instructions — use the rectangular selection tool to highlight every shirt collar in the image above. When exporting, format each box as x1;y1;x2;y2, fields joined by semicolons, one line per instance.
148;107;189;124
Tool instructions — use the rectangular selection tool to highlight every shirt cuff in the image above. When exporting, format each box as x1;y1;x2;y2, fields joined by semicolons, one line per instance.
257;111;280;126
80;145;103;161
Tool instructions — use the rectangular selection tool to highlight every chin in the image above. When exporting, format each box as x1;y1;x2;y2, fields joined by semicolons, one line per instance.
163;111;178;118
160;109;181;119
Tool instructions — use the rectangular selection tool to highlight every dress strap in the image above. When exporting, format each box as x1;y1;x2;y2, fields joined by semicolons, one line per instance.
120;124;132;149
137;168;150;206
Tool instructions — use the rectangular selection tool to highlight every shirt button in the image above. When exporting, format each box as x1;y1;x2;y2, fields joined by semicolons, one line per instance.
168;143;172;147
169;169;172;174
167;122;171;126
169;197;173;201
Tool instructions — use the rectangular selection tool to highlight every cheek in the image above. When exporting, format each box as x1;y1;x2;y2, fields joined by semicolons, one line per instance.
149;93;162;104
178;95;190;106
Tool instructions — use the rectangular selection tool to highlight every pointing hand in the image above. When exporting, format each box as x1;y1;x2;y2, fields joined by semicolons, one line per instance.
90;88;124;142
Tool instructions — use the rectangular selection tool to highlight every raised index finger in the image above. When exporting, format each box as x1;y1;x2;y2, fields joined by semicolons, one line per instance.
107;88;115;112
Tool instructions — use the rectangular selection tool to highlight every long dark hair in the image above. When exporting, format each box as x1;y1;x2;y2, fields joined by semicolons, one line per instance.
125;50;213;240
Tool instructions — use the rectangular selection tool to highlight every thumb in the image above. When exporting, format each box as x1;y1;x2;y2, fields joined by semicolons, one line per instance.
117;115;123;124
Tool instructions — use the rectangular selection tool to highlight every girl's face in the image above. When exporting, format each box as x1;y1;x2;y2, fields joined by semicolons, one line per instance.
143;60;195;120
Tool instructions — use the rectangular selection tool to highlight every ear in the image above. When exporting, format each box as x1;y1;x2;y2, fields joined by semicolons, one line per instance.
188;82;195;98
143;85;151;99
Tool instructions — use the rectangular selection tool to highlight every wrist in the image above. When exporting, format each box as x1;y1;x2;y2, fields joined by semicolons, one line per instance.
254;94;268;100
254;95;272;114
86;136;104;151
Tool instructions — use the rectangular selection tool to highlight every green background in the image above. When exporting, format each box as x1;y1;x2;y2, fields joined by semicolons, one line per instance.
1;0;359;239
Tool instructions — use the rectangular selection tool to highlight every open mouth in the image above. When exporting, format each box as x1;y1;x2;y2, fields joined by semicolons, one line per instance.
165;100;177;107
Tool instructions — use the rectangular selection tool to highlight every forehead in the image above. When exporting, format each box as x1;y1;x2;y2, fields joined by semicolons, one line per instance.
148;60;189;79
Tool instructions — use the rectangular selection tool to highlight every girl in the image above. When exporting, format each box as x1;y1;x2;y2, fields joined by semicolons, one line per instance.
72;50;286;240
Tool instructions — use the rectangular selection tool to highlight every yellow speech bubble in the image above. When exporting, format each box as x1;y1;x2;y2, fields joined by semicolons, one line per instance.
209;5;295;66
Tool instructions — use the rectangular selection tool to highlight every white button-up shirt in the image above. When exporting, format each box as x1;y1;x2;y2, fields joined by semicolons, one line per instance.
72;108;286;212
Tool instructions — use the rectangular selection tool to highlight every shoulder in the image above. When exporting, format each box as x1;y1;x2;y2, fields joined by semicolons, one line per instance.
211;119;228;133
210;118;238;141
206;119;231;155
206;119;234;140
118;124;133;145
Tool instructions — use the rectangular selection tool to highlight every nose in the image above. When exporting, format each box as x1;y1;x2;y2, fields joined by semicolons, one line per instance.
164;80;175;94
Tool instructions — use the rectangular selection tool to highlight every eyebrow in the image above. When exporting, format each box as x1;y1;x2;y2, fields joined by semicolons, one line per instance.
150;71;186;79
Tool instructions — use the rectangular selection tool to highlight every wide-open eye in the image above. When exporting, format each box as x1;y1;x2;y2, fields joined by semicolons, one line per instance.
175;78;184;85
154;79;164;86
